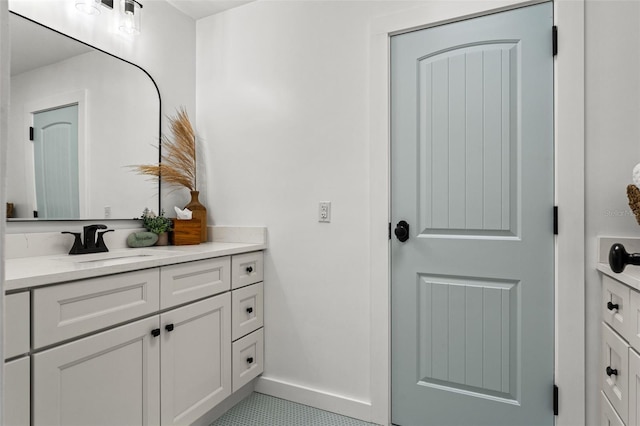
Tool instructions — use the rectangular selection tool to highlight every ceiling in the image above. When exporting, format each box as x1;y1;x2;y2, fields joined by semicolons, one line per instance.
165;0;256;20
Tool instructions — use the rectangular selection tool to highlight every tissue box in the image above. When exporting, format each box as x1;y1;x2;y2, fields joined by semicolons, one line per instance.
171;219;201;245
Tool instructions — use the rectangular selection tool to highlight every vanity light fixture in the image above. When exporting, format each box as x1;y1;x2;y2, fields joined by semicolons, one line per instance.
75;0;143;36
75;0;113;16
119;0;143;35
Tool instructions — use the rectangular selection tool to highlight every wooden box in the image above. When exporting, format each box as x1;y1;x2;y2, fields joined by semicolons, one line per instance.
171;219;201;245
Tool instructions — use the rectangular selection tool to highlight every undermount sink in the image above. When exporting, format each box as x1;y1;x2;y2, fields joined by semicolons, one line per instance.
56;249;182;265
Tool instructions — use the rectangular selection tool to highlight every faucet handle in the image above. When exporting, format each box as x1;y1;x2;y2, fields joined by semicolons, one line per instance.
96;230;114;250
62;232;84;255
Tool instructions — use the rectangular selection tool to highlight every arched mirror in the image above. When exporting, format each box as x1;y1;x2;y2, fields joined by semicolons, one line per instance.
6;12;161;221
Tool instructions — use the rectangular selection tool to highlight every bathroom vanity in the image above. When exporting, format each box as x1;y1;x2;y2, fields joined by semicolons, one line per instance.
3;227;266;426
598;237;640;426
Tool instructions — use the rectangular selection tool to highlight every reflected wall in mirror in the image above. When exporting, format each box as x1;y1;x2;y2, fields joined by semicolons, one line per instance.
7;12;161;220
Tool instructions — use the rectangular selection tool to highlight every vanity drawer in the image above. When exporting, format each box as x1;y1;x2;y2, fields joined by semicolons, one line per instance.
33;269;160;349
602;390;626;426
232;252;263;289
603;322;629;424
232;328;264;392
232;282;263;341
603;276;631;340
160;257;230;309
5;292;30;359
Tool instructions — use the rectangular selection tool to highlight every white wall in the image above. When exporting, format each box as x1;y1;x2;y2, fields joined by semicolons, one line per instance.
196;0;418;413
6;0;197;226
585;1;640;423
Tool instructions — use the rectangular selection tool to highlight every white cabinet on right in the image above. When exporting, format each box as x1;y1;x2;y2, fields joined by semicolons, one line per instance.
601;268;640;425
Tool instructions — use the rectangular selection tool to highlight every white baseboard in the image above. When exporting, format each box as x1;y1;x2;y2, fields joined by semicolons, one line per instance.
254;376;375;424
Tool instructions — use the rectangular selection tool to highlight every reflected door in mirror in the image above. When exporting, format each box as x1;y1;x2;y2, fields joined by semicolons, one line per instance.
33;105;80;219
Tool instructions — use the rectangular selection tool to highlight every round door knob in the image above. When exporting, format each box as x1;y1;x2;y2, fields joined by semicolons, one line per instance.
246;266;254;273
606;366;618;377
247;357;254;364
394;221;410;242
609;243;640;273
246;307;254;314
607;301;620;311
151;328;161;337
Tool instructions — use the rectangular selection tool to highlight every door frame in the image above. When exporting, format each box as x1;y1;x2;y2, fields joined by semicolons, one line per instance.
368;1;585;425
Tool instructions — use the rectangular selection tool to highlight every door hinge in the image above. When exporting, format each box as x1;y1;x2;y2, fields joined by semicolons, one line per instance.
552;26;558;56
389;222;392;240
553;384;559;415
29;126;34;141
553;206;558;235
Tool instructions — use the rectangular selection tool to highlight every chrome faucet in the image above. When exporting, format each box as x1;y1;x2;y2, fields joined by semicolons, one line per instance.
62;224;114;255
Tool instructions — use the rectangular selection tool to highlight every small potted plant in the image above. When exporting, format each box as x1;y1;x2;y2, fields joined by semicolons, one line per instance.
141;208;173;245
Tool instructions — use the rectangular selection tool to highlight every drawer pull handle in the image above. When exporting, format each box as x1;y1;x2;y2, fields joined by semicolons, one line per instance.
165;324;174;332
246;266;254;273
607;301;620;311
606;366;618;377
609;243;640;273
151;328;161;337
247;357;254;364
246;307;254;314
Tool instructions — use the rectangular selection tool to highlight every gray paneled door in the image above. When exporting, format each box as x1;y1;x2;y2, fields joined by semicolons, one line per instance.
33;104;80;219
390;4;554;426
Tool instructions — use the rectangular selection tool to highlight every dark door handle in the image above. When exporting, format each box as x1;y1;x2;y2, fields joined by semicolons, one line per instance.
151;328;161;337
606;366;618;377
609;243;640;273
247;357;254;364
165;324;174;332
607;301;620;311
246;266;254;273
394;221;410;242
246;307;254;314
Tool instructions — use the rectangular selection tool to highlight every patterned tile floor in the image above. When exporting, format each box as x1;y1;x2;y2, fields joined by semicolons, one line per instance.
210;392;377;426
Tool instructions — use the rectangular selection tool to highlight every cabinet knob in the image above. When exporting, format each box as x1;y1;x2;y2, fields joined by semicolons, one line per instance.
607;301;620;311
151;328;161;337
606;366;618;377
247;357;254;364
246;307;254;314
165;324;174;332
246;266;254;273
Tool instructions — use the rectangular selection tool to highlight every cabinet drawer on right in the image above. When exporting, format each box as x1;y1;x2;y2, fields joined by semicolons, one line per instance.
232;328;264;392
232;282;263;341
232;252;263;289
603;322;629;425
603;275;631;339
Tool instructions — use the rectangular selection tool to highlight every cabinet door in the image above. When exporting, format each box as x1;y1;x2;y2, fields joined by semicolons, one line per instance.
33;316;160;426
161;293;231;426
602;391;625;426
4;357;30;426
603;322;629;425
630;348;640;426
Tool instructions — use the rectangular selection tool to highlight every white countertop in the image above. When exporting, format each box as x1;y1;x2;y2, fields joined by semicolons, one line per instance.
5;227;267;291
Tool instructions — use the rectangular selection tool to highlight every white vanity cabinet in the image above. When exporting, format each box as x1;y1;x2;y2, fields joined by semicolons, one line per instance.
6;248;264;426
601;270;640;425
